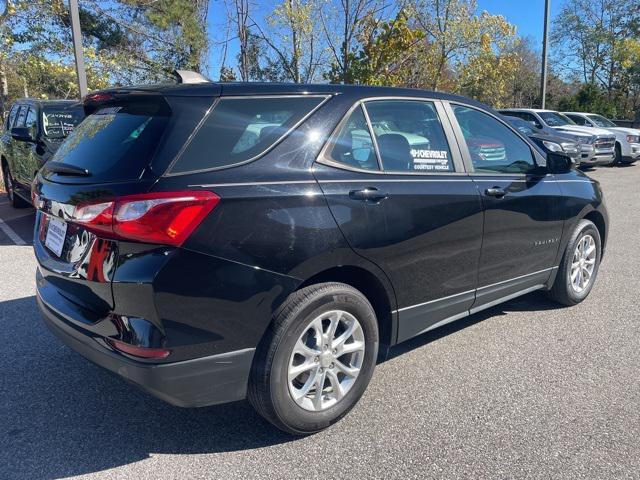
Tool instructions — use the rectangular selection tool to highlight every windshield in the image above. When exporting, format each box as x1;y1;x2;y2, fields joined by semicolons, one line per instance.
539;111;575;127
42;105;85;138
587;114;616;128
505;117;534;135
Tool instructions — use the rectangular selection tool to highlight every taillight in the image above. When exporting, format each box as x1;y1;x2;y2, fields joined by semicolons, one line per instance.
69;191;219;246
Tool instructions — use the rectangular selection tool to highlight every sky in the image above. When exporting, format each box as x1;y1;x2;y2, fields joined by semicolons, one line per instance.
206;0;567;78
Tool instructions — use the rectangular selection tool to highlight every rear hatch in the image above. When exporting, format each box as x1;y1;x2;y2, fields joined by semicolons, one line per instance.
33;87;217;317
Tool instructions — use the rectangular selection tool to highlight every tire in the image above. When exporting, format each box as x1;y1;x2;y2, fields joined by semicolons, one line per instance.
1;162;29;208
248;282;379;435
613;143;622;166
546;219;601;306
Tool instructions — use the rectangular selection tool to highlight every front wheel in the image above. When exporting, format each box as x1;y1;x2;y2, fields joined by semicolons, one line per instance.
613;143;622;166
248;282;379;435
547;219;602;305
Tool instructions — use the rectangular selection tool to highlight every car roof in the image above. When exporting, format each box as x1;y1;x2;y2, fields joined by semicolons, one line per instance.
96;81;491;109
562;112;593;116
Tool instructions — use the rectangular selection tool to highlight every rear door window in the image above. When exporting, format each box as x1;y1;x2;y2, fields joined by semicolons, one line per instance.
170;96;327;174
326;106;379;171
365;100;454;173
48;99;169;183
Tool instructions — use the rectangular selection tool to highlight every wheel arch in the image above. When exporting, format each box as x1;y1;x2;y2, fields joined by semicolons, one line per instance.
583;209;607;256
297;265;398;355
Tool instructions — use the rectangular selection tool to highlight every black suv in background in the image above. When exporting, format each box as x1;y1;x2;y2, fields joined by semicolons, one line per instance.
1;99;84;207
33;80;608;435
503;115;581;166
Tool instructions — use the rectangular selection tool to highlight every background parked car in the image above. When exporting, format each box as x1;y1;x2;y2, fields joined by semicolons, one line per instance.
499;108;616;167
562;112;640;165
1;99;85;207
503;115;581;166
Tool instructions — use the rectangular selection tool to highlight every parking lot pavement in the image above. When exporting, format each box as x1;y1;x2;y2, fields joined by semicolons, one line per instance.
0;198;34;246
1;166;639;480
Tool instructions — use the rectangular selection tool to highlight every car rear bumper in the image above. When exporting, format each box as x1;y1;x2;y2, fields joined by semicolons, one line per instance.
37;284;255;408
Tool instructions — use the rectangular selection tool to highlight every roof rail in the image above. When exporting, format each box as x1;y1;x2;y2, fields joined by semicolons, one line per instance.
173;69;211;84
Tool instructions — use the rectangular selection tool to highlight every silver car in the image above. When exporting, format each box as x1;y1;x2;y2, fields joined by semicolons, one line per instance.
563;112;640;165
499;108;616;167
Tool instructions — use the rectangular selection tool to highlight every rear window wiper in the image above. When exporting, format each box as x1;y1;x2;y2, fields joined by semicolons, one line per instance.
45;161;91;177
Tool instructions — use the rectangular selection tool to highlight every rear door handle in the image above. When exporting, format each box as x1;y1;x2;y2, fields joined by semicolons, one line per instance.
485;186;507;198
349;187;389;202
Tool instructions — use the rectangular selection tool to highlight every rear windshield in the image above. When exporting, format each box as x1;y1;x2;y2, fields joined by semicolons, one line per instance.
170;96;326;173
42;105;85;138
48;99;169;182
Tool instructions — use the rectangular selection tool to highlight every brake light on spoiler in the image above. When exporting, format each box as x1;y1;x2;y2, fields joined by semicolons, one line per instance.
67;191;219;246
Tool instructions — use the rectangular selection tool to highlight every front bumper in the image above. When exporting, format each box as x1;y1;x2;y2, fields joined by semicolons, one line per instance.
37;283;255;408
621;143;640;163
580;148;615;166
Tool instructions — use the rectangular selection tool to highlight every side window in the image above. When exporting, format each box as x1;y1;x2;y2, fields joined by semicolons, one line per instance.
521;112;542;128
172;96;326;173
568;115;586;126
326;106;379;171
452;105;537;174
365;100;454;172
14;106;27;127
25;107;37;136
6;105;18;131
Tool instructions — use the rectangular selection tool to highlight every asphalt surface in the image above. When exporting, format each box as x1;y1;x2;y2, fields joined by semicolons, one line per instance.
0;167;639;480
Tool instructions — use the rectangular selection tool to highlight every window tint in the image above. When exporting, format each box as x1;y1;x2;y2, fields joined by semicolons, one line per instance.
327;105;379;171
172;96;326;173
453;105;536;174
365;101;453;172
14;106;27;127
6;105;18;130
49;100;169;182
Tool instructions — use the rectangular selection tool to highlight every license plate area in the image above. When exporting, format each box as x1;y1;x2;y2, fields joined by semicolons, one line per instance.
44;215;68;258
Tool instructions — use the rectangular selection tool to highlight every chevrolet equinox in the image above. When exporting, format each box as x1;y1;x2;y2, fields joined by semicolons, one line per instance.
33;77;608;434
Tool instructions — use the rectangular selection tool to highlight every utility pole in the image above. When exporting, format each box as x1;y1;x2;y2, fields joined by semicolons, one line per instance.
69;0;88;98
540;0;550;109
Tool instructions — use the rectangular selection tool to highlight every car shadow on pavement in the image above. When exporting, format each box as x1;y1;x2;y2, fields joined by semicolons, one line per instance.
0;296;294;480
1;291;562;479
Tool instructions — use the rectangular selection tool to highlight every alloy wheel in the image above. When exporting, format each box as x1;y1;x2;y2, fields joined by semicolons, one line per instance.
570;234;596;293
288;310;365;412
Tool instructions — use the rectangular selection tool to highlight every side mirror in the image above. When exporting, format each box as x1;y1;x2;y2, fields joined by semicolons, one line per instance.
11;126;34;142
547;151;573;174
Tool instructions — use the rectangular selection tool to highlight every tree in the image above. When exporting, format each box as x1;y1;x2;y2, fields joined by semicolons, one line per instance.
321;0;381;84
333;9;424;86
251;0;324;83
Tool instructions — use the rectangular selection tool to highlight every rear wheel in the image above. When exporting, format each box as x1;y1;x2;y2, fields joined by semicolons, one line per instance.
248;282;378;435
1;163;28;208
547;219;601;305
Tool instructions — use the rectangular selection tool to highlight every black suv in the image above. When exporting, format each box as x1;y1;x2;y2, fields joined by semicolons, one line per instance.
33;80;608;435
1;99;84;207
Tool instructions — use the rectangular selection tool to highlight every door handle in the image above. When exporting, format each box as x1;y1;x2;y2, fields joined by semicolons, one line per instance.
485;186;507;198
349;187;389;202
